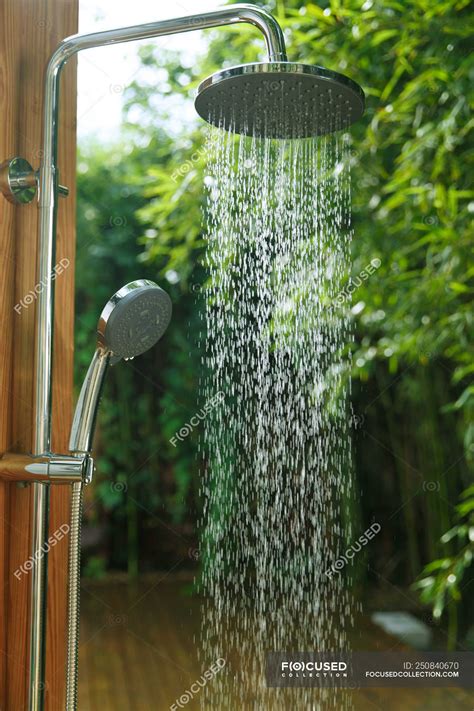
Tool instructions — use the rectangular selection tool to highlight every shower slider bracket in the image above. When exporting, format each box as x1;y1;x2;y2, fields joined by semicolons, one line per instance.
0;451;94;485
0;156;69;205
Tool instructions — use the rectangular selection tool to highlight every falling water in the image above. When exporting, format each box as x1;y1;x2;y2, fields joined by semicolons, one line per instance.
199;122;357;709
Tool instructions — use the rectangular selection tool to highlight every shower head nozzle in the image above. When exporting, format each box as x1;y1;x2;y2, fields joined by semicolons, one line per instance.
98;279;172;360
195;62;365;139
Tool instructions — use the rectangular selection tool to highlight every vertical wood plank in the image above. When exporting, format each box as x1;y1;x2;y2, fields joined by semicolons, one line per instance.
0;0;18;703
0;0;78;708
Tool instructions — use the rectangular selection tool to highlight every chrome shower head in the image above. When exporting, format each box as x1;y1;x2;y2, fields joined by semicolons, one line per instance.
70;279;172;455
195;62;365;139
98;279;172;360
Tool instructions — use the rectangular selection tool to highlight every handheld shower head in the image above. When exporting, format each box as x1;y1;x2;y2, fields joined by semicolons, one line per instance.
69;280;172;455
195;62;365;139
98;279;172;361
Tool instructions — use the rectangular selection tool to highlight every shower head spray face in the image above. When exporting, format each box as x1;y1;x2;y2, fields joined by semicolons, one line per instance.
98;279;172;360
195;62;365;138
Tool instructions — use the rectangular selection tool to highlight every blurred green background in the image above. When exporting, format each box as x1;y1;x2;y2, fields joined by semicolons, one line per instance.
75;0;473;650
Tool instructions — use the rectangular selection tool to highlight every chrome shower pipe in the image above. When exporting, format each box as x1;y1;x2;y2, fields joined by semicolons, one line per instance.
29;5;286;709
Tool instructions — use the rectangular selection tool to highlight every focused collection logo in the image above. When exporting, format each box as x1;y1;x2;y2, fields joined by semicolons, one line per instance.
325;522;381;578
281;660;348;677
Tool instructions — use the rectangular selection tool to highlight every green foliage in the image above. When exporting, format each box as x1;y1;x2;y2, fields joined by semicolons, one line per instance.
413;485;474;648
82;555;108;580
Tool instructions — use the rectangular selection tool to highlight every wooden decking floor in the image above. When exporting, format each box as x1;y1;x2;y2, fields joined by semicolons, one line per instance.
77;576;474;710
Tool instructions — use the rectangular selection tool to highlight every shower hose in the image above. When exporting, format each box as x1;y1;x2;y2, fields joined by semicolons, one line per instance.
65;481;83;711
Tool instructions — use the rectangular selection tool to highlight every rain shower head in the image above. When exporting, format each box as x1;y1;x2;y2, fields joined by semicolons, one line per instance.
98;279;172;360
195;62;365;139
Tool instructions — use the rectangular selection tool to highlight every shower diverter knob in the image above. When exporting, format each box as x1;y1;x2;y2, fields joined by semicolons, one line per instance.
0;156;69;204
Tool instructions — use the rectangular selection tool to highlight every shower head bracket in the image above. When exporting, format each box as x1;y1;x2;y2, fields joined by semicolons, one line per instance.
0;452;93;484
0;156;68;205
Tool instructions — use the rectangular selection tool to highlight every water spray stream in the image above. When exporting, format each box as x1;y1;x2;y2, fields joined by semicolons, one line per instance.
199;124;358;709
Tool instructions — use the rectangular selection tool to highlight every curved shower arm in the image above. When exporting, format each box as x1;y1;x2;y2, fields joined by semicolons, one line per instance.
35;3;287;456
49;4;286;68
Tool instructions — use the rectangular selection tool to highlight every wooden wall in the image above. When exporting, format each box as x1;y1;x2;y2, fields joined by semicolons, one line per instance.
0;0;78;708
